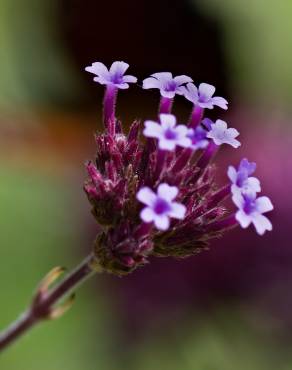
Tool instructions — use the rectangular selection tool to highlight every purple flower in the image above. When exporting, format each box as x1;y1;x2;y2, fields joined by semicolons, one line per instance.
85;61;137;89
181;82;228;110
187;126;209;151
206;119;241;148
228;158;261;195
143;114;192;151
143;72;192;98
137;184;186;231
232;192;273;235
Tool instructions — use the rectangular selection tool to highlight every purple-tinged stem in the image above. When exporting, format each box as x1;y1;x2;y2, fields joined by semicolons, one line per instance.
207;184;231;210
189;142;218;184
206;214;238;232
153;149;166;182
0;254;96;353
189;184;231;220
171;148;192;173
159;97;173;114
103;85;118;135
189;106;204;128
196;141;218;171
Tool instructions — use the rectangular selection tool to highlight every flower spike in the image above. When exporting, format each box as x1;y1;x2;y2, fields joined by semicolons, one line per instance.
83;62;274;275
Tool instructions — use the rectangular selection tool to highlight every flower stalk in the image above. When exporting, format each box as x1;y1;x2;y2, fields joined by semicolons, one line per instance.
0;253;97;352
103;85;118;133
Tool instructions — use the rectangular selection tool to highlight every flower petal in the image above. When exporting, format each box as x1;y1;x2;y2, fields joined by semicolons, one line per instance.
109;61;129;75
252;214;272;235
177;137;192;148
158;139;176;151
85;62;109;78
154;215;170;230
151;72;172;83
140;207;155;223
214;119;227;130
93;77;110;85
143;77;161;89
239;158;256;176
176;86;186;95
245;177;261;193
114;83;129;89
183;83;199;103
160;114;176;129
232;193;244;209
199;83;216;99
228;137;241;148
123;75;137;83
211;96;228;110
160;90;176;99
143;121;163;138
235;210;252;228
169;202;186;219
227;166;237;183
157;183;178;201
227;128;240;139
173;75;193;85
137;187;157;206
202;118;213;131
255;196;274;213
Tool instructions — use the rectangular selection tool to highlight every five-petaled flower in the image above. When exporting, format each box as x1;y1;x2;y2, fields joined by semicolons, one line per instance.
228;158;261;195
85;61;137;89
181;82;228;110
187;126;209;151
206;119;241;148
232;192;273;235
143;114;192;151
137;183;186;231
143;72;193;98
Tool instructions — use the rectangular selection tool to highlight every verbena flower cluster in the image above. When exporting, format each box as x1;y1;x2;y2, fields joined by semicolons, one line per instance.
84;61;274;275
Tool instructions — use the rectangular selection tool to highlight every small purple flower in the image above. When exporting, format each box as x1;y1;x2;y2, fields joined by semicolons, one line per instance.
85;61;137;89
232;192;273;235
137;183;186;231
206;119;241;148
143;72;192;98
143;114;192;151
187;126;209;151
182;82;228;110
228;158;261;195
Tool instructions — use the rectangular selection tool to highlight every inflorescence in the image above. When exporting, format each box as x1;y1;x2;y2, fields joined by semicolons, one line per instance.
84;61;274;275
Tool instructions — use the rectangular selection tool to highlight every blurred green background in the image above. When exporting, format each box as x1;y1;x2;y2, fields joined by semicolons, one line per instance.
0;0;292;369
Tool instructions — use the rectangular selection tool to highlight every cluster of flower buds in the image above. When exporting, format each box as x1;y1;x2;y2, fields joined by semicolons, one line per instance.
84;61;274;275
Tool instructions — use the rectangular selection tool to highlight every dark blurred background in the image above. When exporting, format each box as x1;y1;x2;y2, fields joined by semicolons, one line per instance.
0;0;292;369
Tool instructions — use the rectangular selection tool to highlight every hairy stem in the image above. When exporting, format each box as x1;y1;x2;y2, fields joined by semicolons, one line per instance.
0;253;97;353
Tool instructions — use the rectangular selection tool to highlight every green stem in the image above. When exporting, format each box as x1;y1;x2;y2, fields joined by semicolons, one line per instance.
0;253;97;352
